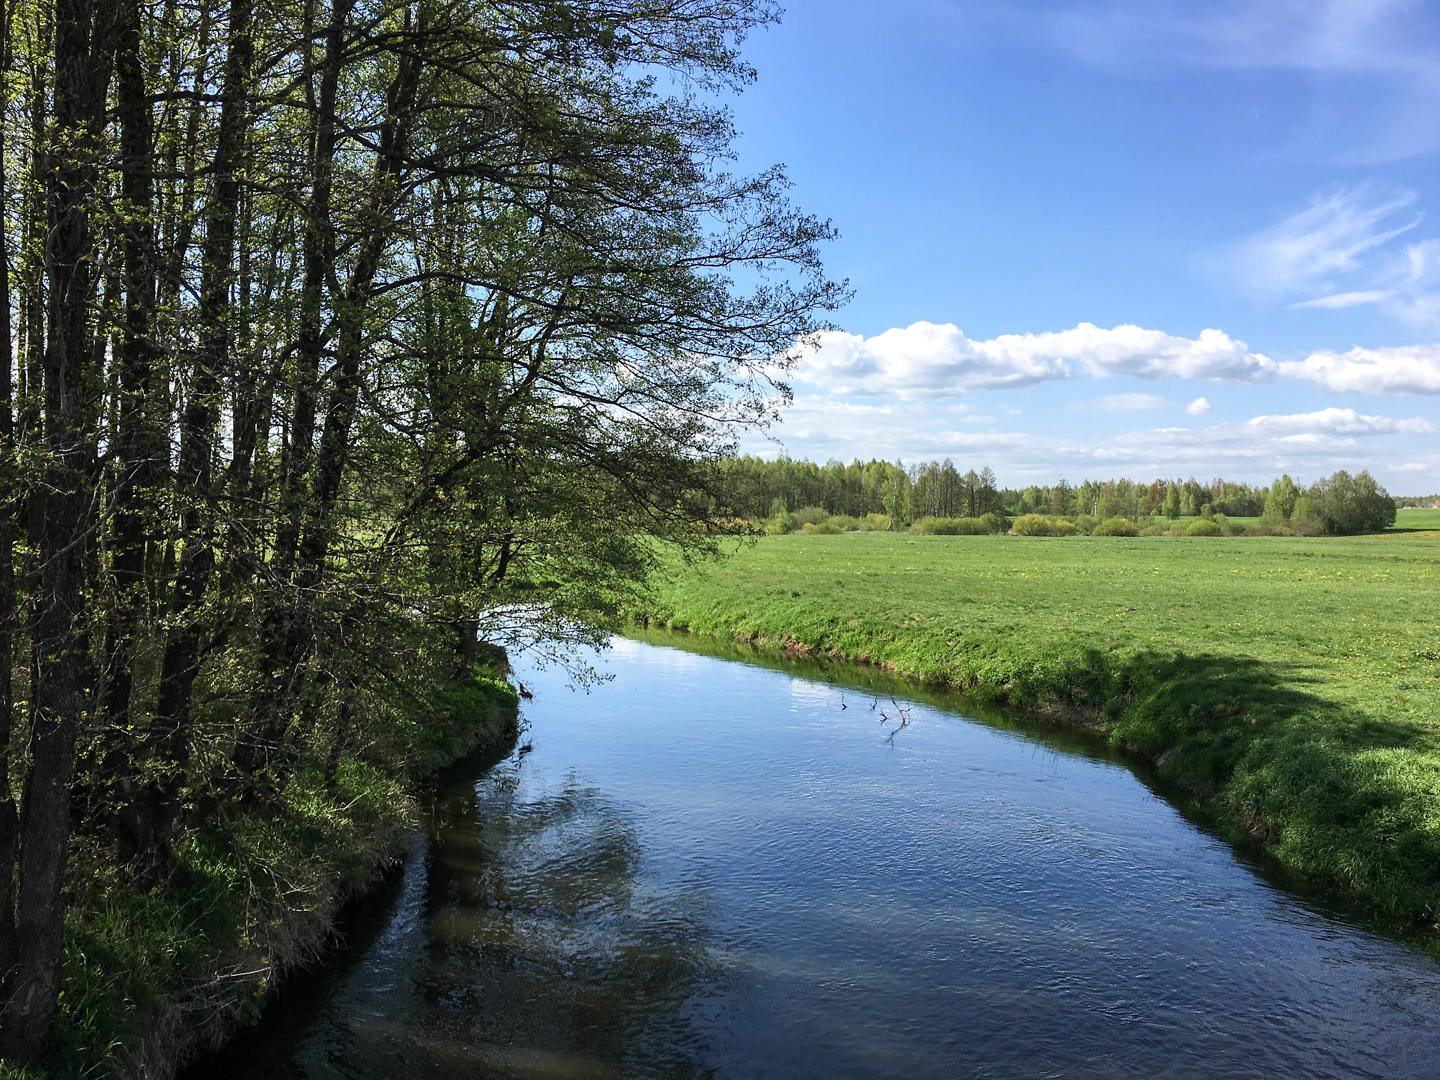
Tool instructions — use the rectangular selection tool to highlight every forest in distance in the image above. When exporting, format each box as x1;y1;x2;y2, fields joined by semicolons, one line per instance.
712;454;1406;537
0;0;842;1071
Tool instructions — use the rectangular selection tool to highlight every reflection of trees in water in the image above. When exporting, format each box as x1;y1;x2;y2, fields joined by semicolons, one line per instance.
401;762;724;1079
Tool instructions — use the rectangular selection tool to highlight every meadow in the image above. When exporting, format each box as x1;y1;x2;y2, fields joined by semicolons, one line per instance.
639;527;1440;940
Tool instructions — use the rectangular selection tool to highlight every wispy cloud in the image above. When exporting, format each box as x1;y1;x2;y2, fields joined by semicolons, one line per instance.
793;321;1275;397
1211;183;1440;328
1071;393;1175;412
1209;183;1418;296
1289;290;1391;310
1025;0;1440;161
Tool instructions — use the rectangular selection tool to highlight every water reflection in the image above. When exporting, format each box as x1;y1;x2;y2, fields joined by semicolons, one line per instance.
415;767;724;1079
195;635;1440;1080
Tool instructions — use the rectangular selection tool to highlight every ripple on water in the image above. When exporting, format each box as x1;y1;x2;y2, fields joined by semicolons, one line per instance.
193;637;1440;1080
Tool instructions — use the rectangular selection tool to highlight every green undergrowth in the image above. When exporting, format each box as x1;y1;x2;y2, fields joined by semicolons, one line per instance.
636;532;1440;945
21;660;518;1080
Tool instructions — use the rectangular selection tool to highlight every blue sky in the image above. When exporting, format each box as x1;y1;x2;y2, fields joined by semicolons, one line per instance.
724;0;1440;492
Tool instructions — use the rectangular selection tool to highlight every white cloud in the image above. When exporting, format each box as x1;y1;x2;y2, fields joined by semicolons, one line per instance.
1244;406;1432;436
1006;324;1275;381
793;322;1067;396
1073;393;1175;412
1187;397;1212;415
793;321;1274;396
1280;344;1440;394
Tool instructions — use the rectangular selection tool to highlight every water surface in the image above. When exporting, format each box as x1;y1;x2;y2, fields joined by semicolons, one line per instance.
202;633;1440;1079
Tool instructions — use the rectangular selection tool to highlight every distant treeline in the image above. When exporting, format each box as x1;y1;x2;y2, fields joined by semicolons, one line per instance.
715;456;1397;536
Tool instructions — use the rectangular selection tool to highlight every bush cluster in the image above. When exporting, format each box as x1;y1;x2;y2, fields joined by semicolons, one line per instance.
1009;514;1080;536
1092;516;1139;537
909;512;1008;535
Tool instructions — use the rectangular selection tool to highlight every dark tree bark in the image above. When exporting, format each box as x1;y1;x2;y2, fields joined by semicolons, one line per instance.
297;7;423;583
272;0;350;576
237;0;353;792
0;0;22;1015
147;0;254;860
99;0;166;864
0;0;114;1060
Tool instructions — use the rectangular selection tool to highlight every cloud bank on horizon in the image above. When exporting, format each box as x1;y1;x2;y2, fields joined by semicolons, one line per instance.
791;320;1440;399
759;320;1439;486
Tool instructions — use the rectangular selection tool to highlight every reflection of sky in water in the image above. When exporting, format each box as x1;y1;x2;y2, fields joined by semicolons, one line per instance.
786;676;843;710
196;636;1440;1080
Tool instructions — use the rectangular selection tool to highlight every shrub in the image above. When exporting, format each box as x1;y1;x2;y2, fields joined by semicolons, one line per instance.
1185;518;1222;536
1092;516;1139;536
791;505;828;526
933;516;988;535
1139;522;1168;537
801;521;842;534
765;497;796;534
980;511;1008;534
863;513;892;531
1009;513;1052;536
1049;518;1078;536
826;514;862;531
1072;513;1098;536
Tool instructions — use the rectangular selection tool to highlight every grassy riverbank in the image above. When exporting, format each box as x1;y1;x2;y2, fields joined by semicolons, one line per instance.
2;662;519;1080
638;531;1440;939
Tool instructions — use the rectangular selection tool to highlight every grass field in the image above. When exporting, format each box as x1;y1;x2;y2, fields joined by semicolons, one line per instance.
639;530;1440;940
1395;506;1440;531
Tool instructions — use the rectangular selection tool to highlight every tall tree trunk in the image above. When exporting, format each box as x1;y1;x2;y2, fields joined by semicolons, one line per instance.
0;0;113;1060
238;0;351;792
99;0;164;864
19;11;49;552
281;7;423;761
0;0;22;1013
297;6;422;582
272;0;348;576
148;0;253;857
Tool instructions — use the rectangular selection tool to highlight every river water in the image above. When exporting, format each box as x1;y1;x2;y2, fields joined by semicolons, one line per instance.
200;632;1440;1079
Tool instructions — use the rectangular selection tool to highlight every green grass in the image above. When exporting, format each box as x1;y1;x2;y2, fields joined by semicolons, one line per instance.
1394;506;1440;531
15;665;520;1079
638;531;1440;941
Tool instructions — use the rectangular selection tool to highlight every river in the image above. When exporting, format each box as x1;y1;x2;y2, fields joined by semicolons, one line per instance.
195;631;1440;1079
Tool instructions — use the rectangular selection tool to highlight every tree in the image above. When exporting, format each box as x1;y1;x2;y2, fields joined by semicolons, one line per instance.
1144;479;1165;516
1049;478;1074;517
0;0;843;1059
1163;482;1182;520
1312;470;1396;535
882;472;910;527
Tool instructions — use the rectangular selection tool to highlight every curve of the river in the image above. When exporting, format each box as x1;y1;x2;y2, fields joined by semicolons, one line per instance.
197;632;1440;1079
